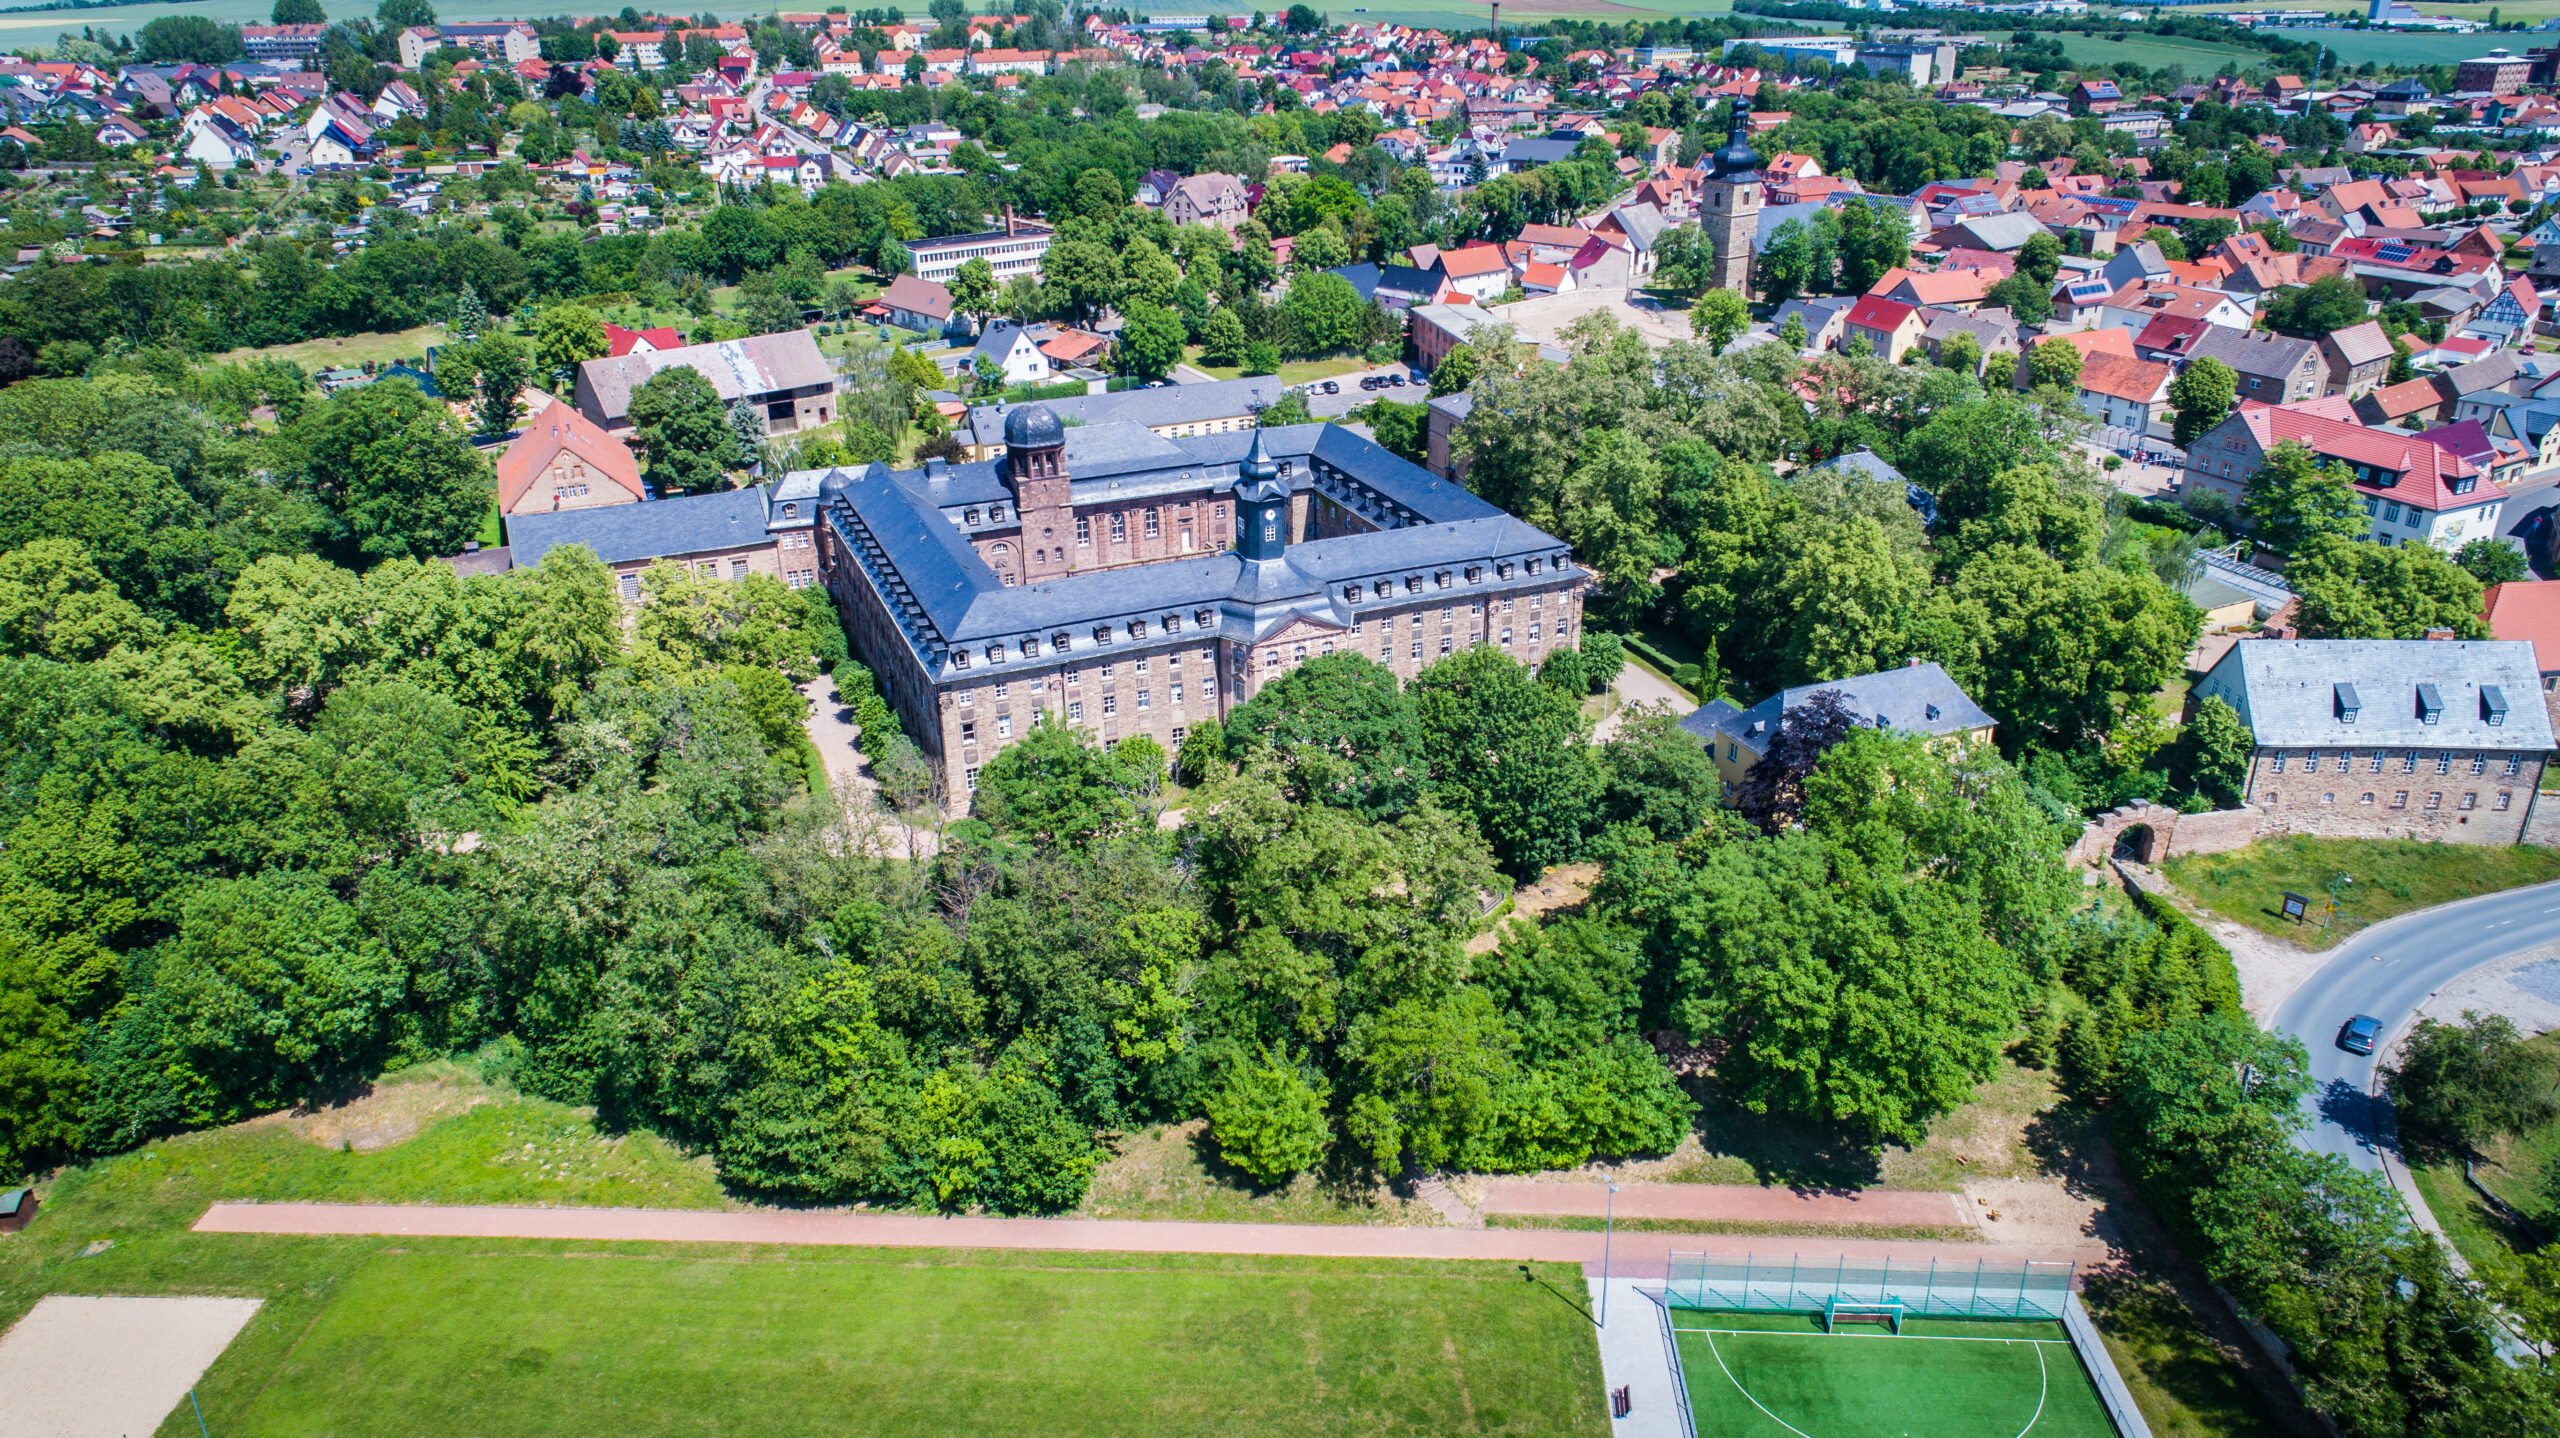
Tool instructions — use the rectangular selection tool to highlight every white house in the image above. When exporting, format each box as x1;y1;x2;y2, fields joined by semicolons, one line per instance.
969;322;1052;385
182;115;261;171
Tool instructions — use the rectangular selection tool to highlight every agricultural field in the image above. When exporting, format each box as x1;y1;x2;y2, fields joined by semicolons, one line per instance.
2056;30;2268;74
206;324;447;375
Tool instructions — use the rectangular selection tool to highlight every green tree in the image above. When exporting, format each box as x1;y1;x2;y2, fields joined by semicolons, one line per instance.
1428;341;1480;396
1115;301;1184;383
2170;695;2254;810
1649;224;1716;299
2027;335;2083;391
282;378;493;563
1410;645;1601;878
465;332;531;437
534;303;609;380
272;0;325;20
2262;275;2371;338
1226;653;1423;817
949;257;997;330
2385;1013;2558;1157
1277;272;1369;358
625;366;742;493
972;716;1139;846
1203;1054;1332;1184
2169;356;2238;446
1198;307;1248;368
2240;442;2366;553
0;539;155;662
2455;536;2529;587
1692;288;1748;355
2016;230;2062;289
1240;341;1282;377
136;14;243;63
2287;536;2489;640
1937;329;1982;375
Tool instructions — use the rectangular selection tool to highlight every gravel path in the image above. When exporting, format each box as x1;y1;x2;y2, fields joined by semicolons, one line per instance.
799;677;940;858
1476;1180;1968;1229
195;1202;2105;1275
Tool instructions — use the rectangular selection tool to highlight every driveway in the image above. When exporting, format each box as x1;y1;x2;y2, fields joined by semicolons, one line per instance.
1297;367;1423;419
2266;878;2560;1172
799;677;939;858
1593;661;1695;742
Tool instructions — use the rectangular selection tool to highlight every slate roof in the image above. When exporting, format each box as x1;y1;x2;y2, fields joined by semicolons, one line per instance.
2201;638;2552;750
508;485;773;568
966;376;1282;446
1680;662;1995;753
816;420;1578;681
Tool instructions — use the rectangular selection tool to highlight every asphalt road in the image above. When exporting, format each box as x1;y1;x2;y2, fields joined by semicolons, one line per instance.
2267;878;2560;1171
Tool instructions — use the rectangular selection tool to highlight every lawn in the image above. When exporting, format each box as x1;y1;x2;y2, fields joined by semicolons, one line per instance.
208;324;446;374
206;1246;1604;1438
2408;1031;2559;1271
2161;835;2560;946
0;1074;1606;1438
1182;346;1378;385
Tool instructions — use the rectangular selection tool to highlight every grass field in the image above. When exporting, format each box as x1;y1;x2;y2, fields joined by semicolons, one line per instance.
1181;347;1379;385
209;1246;1605;1438
1651;1055;2087;1193
1672;1310;2117;1438
0;1074;1606;1438
2409;1031;2559;1270
2161;834;2560;946
207;324;446;375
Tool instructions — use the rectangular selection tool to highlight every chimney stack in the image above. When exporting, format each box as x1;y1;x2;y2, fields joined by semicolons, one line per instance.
2425;627;2456;641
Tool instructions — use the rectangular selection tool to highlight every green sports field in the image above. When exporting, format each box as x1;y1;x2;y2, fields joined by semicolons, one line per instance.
1673;1310;2118;1438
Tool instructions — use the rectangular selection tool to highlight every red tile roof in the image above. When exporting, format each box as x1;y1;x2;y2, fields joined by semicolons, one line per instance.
496;406;644;514
2484;580;2560;675
1843;294;1917;334
2077;352;2172;403
2234;401;2490;514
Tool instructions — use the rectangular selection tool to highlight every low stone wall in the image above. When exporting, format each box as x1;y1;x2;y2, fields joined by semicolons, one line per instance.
2069;802;2264;867
2525;792;2560;849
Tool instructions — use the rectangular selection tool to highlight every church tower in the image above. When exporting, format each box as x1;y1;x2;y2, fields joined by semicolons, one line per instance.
1700;93;1764;299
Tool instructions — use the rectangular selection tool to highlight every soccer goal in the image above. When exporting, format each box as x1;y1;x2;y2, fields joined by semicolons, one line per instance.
1823;1296;1906;1334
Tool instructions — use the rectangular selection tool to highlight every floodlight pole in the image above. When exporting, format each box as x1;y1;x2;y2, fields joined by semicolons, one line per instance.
1598;1178;1620;1329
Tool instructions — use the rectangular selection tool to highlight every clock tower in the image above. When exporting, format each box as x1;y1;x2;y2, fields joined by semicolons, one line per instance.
1700;94;1764;299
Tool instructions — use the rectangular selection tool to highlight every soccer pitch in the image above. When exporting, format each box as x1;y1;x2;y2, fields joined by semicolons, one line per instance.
1673;1311;2119;1438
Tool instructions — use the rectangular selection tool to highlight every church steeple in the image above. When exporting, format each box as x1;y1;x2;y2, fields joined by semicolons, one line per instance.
1234;424;1289;562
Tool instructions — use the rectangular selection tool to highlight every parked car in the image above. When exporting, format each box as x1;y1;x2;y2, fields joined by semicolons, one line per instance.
1386;374;1407;387
1319;380;1339;395
2338;1014;2384;1056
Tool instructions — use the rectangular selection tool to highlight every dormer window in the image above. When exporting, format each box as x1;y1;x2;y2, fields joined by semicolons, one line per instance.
1130;620;1148;639
782;502;798;519
986;644;1003;664
1094;625;1113;645
965;508;981;525
1053;631;1073;652
2335;682;2361;724
2484;685;2510;725
2418;683;2444;724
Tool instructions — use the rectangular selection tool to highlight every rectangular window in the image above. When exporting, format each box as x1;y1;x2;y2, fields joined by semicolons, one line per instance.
2427;790;2444;809
2437;753;2453;774
1170;683;1184;707
2273;753;2288;773
1068;701;1084;722
2506;755;2524;777
1076;517;1092;546
2471;755;2489;776
960;721;976;744
1102;694;1117;716
1136;690;1151;711
2392;790;2409;809
1144;509;1160;537
1111;513;1127;543
2461;791;2480;810
1500;627;1514;646
996;715;1012;739
965;765;979;792
1410;641;1423;661
2368;752;2385;773
1170;726;1185;749
2403;751;2417;773
2334;752;2351;773
2497;790;2514;810
619;572;641;601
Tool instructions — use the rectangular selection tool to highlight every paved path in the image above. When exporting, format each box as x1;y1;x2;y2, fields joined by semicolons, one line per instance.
1589;1279;1688;1438
2266;877;2560;1175
194;1202;2104;1274
1478;1180;1968;1229
798;677;939;858
1594;660;1694;742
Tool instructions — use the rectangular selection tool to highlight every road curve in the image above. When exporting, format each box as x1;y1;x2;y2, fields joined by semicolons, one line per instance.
2266;877;2560;1171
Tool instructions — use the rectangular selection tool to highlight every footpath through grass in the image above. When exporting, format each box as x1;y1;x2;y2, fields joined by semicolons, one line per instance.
2162;835;2560;946
1674;1310;2115;1438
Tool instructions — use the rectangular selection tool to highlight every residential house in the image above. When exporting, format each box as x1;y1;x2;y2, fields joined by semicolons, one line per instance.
1432;244;1516;303
2318;321;2397;401
873;273;959;336
2188;638;2549;843
1164;173;1251;230
1841;294;1925;363
2482;580;2560;722
1918;306;2019;370
1679;661;1994;797
968;322;1053;386
496;407;646;516
2190;328;2328;407
2186;400;2508;551
2076;352;2174;434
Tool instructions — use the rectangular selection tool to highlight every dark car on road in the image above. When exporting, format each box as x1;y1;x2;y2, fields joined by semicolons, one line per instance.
2339;1014;2384;1055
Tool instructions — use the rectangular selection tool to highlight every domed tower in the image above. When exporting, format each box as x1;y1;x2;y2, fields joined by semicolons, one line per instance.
1701;93;1763;299
1002;403;1073;582
1233;425;1289;563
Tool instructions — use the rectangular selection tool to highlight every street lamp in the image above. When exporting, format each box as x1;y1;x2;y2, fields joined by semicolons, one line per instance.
1598;1178;1620;1329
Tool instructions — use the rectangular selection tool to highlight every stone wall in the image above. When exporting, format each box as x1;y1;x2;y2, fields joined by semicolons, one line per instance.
2525;792;2560;848
2069;801;2265;867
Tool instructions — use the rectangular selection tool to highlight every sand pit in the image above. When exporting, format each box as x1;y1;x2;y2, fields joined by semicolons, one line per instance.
0;1295;262;1438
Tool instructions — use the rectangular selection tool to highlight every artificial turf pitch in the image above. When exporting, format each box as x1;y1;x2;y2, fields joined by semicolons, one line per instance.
1672;1310;2118;1438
